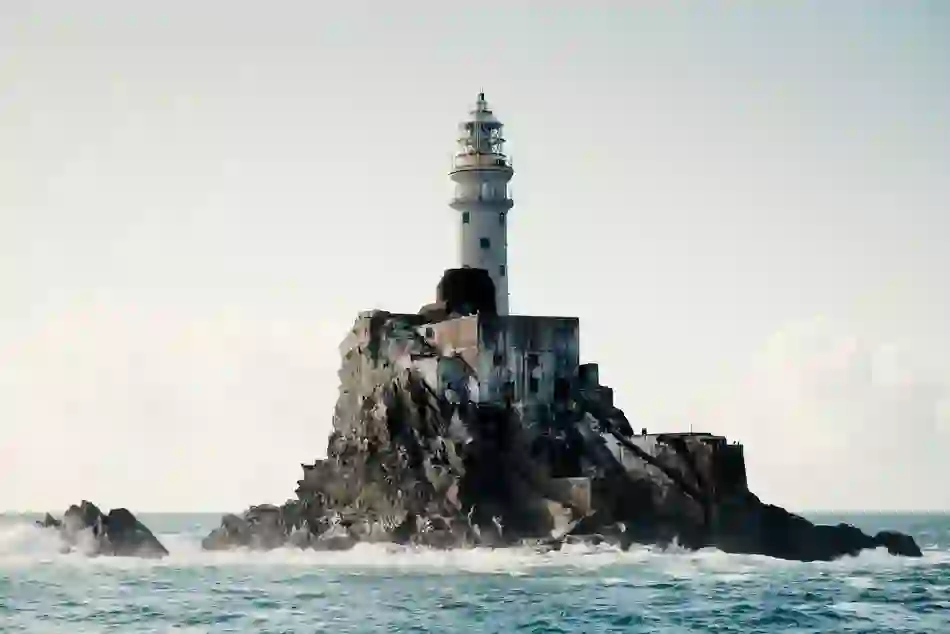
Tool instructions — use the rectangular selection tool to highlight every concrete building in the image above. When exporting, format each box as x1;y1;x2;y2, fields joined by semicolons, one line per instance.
421;96;579;419
449;93;514;316
419;314;580;414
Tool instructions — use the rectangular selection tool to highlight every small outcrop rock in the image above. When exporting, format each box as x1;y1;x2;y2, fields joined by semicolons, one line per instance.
202;514;247;550
37;500;168;558
874;530;923;558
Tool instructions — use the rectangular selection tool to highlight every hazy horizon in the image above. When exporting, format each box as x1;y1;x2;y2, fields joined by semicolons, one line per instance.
2;1;949;514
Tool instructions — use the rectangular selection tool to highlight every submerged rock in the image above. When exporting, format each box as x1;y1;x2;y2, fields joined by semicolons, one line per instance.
38;500;168;558
203;309;922;561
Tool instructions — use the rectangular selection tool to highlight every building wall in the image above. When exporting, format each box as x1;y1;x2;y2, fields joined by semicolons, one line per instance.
475;315;579;408
423;315;479;368
625;435;660;458
715;443;748;494
420;314;580;410
619;432;749;500
339;311;420;360
419;316;479;399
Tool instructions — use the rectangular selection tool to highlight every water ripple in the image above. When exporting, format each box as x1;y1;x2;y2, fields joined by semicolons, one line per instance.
2;514;950;632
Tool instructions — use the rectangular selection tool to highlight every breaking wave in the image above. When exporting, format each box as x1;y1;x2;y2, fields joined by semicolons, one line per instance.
3;517;948;572
4;515;950;633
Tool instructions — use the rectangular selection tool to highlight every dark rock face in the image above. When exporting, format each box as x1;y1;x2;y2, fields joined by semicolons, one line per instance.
202;505;294;551
873;529;923;557
37;500;168;558
707;497;923;561
202;310;922;561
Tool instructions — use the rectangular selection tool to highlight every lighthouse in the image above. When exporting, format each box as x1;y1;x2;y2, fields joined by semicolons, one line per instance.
449;92;514;316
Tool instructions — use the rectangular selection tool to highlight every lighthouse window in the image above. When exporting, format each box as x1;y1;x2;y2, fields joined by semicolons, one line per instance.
499;265;506;277
480;237;491;249
462;212;470;224
498;212;505;226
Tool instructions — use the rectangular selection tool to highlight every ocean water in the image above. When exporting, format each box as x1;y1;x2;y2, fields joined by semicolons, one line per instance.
1;512;948;633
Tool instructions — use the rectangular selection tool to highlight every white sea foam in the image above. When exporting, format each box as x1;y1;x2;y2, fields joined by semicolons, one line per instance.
2;519;947;575
0;519;65;557
4;519;949;634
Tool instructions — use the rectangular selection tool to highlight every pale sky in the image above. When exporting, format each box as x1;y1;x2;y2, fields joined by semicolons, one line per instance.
1;1;948;513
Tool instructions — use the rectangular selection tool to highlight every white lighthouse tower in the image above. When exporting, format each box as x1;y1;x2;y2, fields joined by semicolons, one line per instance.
449;92;514;315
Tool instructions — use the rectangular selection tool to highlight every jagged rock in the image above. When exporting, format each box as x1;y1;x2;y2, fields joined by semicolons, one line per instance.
697;494;925;561
874;530;923;557
103;508;168;557
202;511;274;550
38;500;167;558
243;504;287;550
313;524;356;551
287;523;314;549
202;309;921;561
37;513;60;529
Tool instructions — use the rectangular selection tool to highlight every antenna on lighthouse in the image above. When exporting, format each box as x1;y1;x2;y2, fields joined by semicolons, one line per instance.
448;92;514;315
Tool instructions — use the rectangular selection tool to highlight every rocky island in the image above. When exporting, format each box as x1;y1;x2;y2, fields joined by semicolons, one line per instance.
201;93;922;562
37;500;168;558
201;278;921;562
33;93;913;563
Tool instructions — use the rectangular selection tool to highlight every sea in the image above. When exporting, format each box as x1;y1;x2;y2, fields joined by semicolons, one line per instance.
0;512;947;633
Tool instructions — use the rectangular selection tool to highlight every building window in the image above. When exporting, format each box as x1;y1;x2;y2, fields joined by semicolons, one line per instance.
462;212;470;224
529;376;539;393
498;212;505;226
493;352;504;367
499;264;506;277
480;237;490;249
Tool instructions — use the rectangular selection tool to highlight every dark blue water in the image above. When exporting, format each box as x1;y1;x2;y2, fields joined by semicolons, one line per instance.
1;512;948;632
